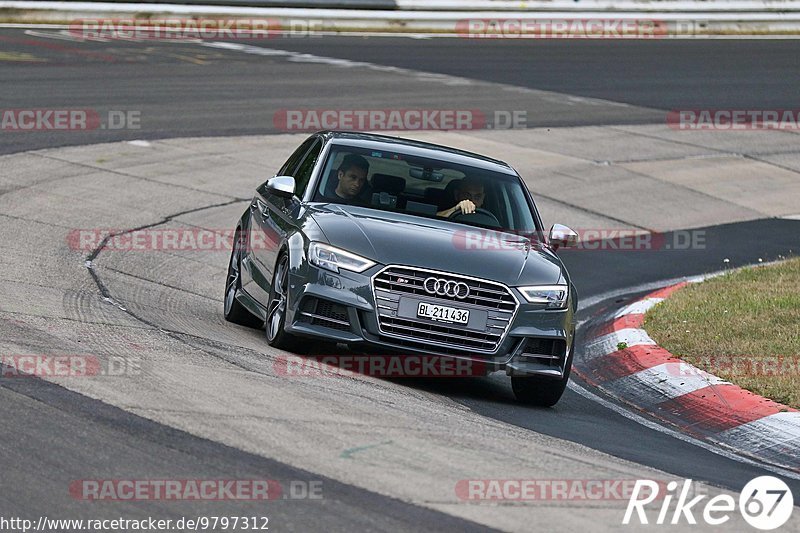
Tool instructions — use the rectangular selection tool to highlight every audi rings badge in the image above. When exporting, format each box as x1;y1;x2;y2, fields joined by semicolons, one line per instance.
423;277;470;299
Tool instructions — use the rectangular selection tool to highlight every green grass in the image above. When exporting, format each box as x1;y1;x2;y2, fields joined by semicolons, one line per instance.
645;258;800;409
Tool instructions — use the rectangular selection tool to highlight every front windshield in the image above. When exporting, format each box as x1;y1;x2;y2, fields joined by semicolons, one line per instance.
312;144;539;233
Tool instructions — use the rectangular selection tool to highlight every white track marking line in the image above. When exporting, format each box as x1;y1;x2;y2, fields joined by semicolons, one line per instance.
201;41;480;87
198;40;646;108
23;29;107;42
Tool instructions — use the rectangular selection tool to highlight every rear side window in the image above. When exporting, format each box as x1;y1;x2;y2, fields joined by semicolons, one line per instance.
278;137;316;177
293;139;323;198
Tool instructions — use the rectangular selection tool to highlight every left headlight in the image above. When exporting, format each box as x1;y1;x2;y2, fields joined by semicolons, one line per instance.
518;285;569;309
309;242;376;274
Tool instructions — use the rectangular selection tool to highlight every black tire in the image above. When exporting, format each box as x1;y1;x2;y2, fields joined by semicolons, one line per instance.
265;252;304;352
224;228;263;328
511;344;573;407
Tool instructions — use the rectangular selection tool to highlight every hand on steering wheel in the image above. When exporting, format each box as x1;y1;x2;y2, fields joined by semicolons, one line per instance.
454;199;476;215
447;206;501;226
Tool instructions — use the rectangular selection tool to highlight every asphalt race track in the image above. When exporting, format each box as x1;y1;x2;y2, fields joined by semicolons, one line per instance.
2;28;800;531
3;31;800;153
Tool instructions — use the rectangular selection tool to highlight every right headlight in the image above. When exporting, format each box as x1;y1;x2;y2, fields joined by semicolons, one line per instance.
517;285;569;309
308;242;375;274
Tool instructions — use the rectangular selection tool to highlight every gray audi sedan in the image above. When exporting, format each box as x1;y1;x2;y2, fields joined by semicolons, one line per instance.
224;131;578;406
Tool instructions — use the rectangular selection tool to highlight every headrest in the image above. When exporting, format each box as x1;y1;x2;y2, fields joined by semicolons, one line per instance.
425;187;446;209
324;168;339;197
371;173;406;195
443;178;463;201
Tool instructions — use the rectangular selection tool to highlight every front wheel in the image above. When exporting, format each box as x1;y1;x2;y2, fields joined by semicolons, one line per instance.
265;253;304;352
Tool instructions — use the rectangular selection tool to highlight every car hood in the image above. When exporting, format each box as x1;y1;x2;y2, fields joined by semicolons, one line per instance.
307;204;564;286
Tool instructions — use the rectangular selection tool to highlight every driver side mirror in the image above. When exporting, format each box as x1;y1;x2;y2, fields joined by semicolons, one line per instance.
266;175;296;198
549;224;578;250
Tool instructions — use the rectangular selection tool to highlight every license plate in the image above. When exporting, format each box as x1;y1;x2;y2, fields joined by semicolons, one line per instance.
417;302;470;325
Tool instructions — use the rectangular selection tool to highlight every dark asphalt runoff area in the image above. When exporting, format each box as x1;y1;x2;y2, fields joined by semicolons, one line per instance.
2;27;799;527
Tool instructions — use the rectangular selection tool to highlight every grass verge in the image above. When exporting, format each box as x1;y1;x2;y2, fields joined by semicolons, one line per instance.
645;257;800;409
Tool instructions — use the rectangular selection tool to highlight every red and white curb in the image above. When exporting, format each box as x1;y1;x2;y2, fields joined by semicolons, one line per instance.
576;282;800;473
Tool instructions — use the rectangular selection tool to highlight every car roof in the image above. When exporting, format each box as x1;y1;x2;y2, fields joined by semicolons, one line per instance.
319;131;518;176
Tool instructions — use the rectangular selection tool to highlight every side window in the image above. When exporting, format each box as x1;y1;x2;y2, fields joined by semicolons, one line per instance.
292;139;323;198
278;137;316;177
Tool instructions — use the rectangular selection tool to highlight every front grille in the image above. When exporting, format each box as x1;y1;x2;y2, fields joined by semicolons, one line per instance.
372;266;518;353
299;298;352;332
374;267;516;311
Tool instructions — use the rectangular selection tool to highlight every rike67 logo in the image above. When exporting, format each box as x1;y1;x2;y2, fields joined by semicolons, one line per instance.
624;476;794;530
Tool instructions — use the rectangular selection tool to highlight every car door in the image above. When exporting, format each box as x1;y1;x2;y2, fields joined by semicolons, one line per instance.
245;137;323;303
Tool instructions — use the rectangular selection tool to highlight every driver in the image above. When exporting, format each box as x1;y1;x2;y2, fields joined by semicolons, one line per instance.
329;154;369;204
437;176;486;218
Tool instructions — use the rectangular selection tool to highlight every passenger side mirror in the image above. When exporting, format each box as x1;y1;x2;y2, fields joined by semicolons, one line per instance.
266;175;296;198
549;224;578;250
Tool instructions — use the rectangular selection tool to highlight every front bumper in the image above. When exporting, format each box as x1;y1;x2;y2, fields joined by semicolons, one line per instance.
284;263;576;378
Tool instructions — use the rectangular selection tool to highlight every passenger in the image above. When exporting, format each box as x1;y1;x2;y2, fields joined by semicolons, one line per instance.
437;176;486;217
329;154;369;203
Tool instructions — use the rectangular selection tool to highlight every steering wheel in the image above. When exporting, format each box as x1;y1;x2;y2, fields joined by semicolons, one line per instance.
448;207;501;227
